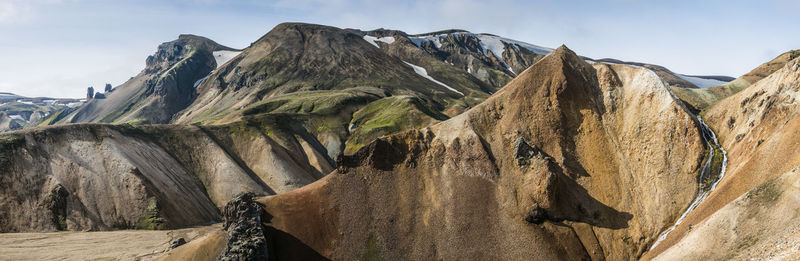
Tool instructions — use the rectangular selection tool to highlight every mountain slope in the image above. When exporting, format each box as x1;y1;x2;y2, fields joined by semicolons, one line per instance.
646;53;800;259
54;35;238;124
174;23;487;125
173;23;501;161
357;29;550;90
670;50;800;111
157;46;709;260
593;58;710;89
0;113;335;232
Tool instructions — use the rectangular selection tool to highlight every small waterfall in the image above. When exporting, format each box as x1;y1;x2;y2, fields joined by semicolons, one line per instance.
649;116;728;250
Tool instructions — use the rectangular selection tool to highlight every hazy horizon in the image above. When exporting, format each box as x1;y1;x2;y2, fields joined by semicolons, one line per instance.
1;0;798;98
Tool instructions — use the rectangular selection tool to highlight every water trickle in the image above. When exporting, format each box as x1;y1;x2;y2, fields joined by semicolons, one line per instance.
649;116;728;250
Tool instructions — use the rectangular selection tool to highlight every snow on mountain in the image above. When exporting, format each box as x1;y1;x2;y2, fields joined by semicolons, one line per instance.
479;34;552;55
362;35;396;48
8;115;25;121
677;74;730;88
402;61;463;96
409;32;552;75
212;50;241;68
409;34;444;49
193;75;209;88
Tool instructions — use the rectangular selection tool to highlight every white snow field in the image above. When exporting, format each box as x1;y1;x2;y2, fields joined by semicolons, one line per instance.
402;61;463;96
212;50;242;68
362;35;396;48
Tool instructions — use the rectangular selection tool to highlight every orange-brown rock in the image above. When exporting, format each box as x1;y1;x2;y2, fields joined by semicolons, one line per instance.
241;46;706;260
647;55;800;259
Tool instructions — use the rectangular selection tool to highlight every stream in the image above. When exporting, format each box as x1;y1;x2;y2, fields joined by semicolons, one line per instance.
649;115;728;250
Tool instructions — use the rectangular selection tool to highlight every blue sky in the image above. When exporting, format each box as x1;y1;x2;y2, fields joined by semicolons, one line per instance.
1;0;798;98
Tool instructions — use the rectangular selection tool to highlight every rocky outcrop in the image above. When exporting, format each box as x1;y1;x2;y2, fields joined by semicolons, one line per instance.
59;35;238;124
217;193;268;261
249;46;705;260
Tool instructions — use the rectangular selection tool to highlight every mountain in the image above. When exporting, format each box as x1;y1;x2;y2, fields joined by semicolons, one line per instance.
645;50;800;259
8;21;800;260
0;93;82;131
40;23;712;161
670;50;800;111
48;34;239;125
0;111;344;232
160;46;709;260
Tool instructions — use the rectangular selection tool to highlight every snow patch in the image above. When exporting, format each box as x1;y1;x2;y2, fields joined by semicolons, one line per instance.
212;50;241;68
8;115;25;121
194;75;209;88
362;35;396;48
677;74;729;88
402;61;463;96
409;34;444;49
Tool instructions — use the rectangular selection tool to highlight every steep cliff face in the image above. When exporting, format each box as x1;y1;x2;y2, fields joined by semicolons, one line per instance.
647;55;800;259
57;35;238;124
0;116;330;232
232;46;707;260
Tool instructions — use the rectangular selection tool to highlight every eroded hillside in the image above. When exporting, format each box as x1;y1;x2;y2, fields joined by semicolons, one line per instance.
0;114;334;232
162;46;709;260
647;50;800;260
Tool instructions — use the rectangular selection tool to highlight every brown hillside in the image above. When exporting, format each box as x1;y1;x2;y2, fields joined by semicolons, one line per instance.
646;54;800;258
186;46;708;260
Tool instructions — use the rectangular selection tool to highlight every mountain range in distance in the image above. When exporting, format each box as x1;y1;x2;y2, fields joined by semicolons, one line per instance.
1;22;799;260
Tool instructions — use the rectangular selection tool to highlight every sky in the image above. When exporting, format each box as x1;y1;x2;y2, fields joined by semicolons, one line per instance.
0;0;798;98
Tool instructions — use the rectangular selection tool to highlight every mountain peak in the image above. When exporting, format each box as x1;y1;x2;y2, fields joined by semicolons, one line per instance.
499;44;593;98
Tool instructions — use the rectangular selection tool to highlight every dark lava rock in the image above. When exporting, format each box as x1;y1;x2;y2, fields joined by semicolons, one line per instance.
217;192;268;261
169;237;187;249
43;183;69;230
525;203;562;225
513;137;548;168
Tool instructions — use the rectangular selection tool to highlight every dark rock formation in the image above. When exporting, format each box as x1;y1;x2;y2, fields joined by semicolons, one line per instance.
218;192;268;261
104;83;113;93
86;87;94;99
513;137;548;167
42;184;69;230
93;93;106;99
169;237;187;250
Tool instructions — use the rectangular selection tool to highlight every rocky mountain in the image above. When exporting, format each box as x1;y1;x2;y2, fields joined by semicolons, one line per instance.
161;46;709;260
0;93;82;132
47;34;240;125
645;50;800;260
5;20;800;261
39;23;717;161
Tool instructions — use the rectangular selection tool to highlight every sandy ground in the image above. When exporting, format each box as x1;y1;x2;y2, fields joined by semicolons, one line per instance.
0;224;220;261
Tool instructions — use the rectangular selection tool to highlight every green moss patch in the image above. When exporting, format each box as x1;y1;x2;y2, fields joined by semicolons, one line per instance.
344;96;447;154
136;198;165;230
360;234;384;261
